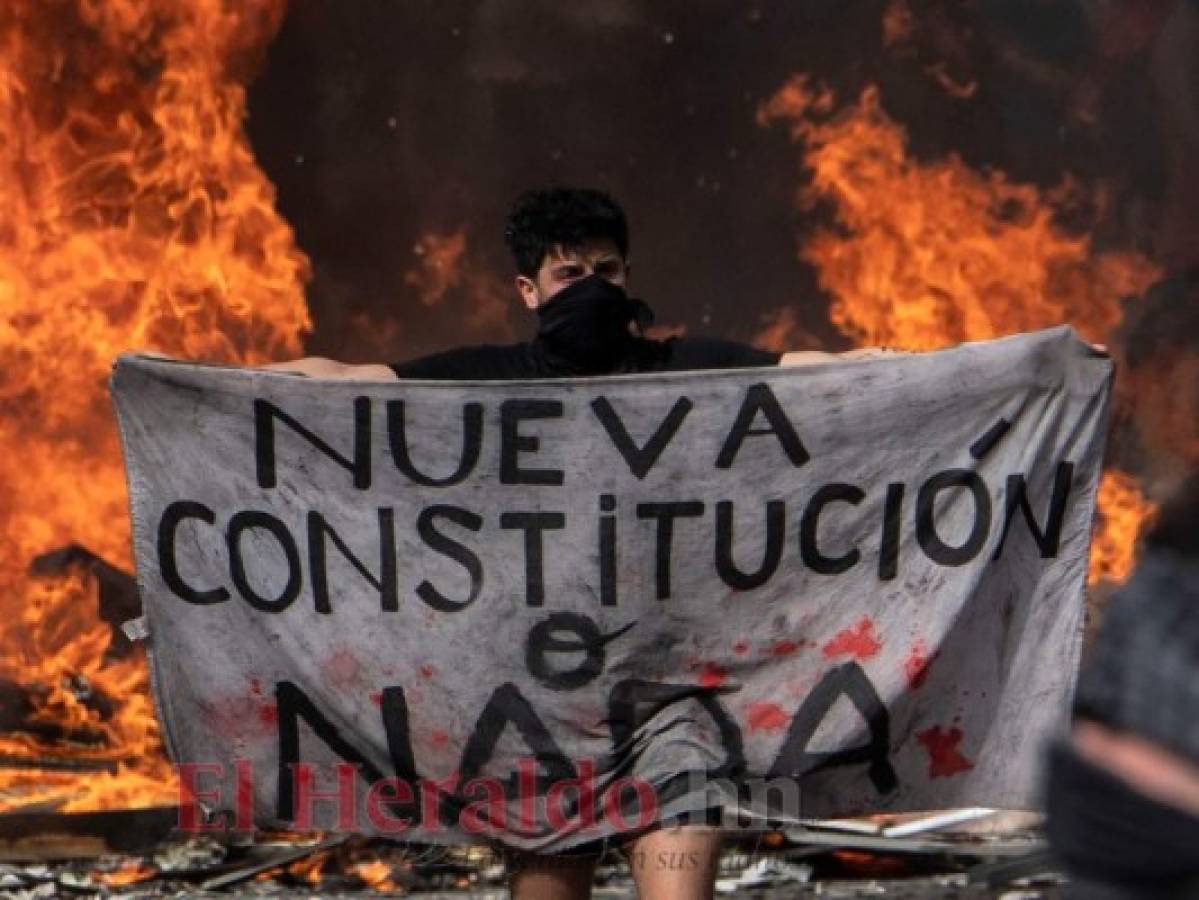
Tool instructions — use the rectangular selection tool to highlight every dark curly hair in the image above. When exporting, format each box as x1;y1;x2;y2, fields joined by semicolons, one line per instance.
503;187;629;277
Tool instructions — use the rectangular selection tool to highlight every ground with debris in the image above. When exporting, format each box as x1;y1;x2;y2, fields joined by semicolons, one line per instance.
0;808;1070;898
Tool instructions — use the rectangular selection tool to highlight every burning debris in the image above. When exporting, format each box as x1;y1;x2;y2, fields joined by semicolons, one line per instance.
0;812;1066;897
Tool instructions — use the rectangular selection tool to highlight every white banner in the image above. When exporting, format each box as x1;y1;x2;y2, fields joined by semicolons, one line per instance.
112;326;1110;851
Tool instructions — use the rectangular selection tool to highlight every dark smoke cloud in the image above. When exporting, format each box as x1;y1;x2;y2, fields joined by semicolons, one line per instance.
245;0;902;362
246;0;1195;377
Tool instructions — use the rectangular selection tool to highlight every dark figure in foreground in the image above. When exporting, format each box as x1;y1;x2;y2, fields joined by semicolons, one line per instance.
1046;471;1199;898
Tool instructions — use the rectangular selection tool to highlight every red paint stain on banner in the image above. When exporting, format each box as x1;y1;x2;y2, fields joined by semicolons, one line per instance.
249;678;263;696
904;640;934;690
369;692;383;707
916;725;974;777
770;640;800;657
324;649;362;685
698;663;728;688
733;640;749;655
747;702;790;732
431;730;450;747
419;664;436;679
204;696;275;739
822;617;882;660
787;677;813;698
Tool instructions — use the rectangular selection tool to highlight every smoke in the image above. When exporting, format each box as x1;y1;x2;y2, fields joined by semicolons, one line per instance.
245;0;1196;392
245;0;894;362
1111;269;1199;493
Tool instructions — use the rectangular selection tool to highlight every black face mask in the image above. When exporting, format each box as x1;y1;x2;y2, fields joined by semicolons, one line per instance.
533;275;654;374
1045;741;1199;893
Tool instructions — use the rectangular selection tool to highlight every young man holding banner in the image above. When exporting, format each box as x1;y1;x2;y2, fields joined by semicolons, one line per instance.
270;186;881;899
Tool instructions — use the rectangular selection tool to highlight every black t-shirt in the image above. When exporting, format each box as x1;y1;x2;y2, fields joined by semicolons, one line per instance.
390;336;781;380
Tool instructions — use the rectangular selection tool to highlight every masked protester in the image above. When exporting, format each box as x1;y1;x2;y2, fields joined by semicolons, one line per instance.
1045;471;1199;899
389;189;782;380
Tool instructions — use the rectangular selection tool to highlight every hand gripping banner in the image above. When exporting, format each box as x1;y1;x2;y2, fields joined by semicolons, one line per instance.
112;326;1111;852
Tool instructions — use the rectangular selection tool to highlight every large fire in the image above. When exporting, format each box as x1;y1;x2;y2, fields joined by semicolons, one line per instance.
757;75;1161;585
757;76;1162;350
0;0;308;810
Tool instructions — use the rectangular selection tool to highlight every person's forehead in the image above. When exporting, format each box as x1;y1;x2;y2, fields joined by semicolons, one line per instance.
543;239;622;264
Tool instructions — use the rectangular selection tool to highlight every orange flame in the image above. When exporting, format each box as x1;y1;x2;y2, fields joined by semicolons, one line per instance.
751;306;819;353
291;851;331;886
882;0;914;49
401;226;513;338
351;859;398;892
255;851;332;886
0;0;309;810
1090;470;1157;585
404;228;468;308
758;76;1161;350
92;861;157;887
923;62;978;100
758;75;1160;584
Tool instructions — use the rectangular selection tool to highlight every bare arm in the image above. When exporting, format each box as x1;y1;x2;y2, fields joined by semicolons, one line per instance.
780;342;1105;366
779;348;910;366
261;356;399;381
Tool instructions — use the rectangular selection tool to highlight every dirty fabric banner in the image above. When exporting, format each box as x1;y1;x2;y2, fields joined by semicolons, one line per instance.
113;326;1110;851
